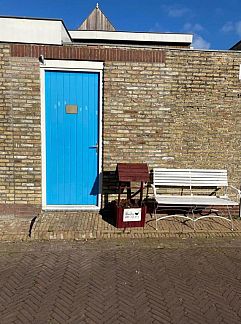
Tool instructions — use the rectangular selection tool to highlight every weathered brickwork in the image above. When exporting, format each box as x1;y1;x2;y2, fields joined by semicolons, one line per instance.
9;55;41;204
0;45;14;204
10;44;165;64
0;45;41;214
103;61;172;166
165;50;241;186
103;49;241;191
1;43;241;213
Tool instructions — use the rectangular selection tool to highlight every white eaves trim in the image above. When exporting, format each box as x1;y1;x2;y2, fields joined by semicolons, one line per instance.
0;16;192;46
0;17;71;45
70;30;193;45
41;60;104;70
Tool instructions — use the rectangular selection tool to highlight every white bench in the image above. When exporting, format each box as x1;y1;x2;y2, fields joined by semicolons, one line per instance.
149;168;241;230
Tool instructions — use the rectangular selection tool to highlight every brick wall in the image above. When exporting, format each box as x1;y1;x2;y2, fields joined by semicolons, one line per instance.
0;45;41;215
103;61;172;166
0;45;13;204
10;44;165;64
165;50;241;186
103;49;241;190
0;43;241;213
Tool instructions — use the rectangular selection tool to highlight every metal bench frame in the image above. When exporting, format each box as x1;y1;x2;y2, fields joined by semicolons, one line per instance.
149;168;241;230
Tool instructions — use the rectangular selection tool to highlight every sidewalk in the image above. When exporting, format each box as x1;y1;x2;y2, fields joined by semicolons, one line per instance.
1;210;241;241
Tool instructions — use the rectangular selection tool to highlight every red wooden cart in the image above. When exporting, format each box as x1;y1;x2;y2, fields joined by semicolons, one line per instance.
115;163;149;228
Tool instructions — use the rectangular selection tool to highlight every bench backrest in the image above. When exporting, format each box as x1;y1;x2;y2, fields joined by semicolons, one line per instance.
152;168;228;187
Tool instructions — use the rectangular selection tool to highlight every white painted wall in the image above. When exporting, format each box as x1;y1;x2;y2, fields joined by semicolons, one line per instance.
0;17;71;45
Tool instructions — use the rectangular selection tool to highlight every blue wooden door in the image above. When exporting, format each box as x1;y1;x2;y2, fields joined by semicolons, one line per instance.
45;71;99;206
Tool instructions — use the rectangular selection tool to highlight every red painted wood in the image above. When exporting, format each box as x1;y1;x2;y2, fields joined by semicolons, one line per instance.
116;206;146;228
117;163;149;182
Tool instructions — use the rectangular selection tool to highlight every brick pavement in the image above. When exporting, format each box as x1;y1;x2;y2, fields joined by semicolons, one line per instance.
0;213;34;241
1;239;241;323
1;210;241;241
32;211;241;240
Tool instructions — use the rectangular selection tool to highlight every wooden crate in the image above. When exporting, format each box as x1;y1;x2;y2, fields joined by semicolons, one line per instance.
116;205;147;228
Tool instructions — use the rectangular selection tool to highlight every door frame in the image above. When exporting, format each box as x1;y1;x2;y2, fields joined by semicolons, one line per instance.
40;60;103;210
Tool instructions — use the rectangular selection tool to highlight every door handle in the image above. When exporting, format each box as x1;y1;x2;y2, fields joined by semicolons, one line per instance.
89;143;98;153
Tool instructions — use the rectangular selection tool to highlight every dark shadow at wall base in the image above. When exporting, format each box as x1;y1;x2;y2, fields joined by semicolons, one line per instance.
28;215;38;238
99;201;116;227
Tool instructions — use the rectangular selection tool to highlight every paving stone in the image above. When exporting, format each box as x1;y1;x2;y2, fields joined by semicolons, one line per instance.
1;239;241;323
0;210;241;242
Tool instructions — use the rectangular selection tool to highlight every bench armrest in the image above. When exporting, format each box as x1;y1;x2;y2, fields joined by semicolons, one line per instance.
227;186;241;201
229;186;241;195
146;184;157;198
151;184;157;197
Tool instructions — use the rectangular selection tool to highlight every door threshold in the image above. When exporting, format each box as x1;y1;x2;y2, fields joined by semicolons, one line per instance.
43;205;100;211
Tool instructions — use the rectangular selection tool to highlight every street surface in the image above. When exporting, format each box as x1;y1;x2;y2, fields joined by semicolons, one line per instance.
1;238;241;323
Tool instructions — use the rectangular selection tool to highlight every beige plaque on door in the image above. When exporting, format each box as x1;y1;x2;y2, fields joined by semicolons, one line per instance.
66;105;78;114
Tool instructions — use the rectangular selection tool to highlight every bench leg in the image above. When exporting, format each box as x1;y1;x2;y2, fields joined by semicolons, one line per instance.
155;207;158;231
185;206;196;231
194;205;234;231
191;207;196;231
227;205;234;231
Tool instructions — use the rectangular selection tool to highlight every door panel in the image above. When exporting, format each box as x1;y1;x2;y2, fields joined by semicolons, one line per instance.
45;71;99;205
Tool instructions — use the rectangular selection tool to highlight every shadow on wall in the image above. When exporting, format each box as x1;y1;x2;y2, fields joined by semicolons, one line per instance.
90;174;100;196
102;170;119;207
90;171;119;204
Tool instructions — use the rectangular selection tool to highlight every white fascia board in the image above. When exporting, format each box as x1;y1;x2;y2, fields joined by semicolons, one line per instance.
69;30;193;45
41;60;104;70
0;17;71;45
61;23;72;44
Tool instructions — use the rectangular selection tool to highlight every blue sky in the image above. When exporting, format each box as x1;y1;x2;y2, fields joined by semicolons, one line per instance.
1;0;241;50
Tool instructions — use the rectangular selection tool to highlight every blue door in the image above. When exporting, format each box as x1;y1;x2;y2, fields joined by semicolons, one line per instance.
45;71;99;206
